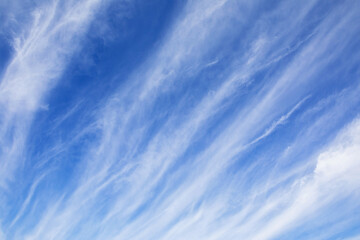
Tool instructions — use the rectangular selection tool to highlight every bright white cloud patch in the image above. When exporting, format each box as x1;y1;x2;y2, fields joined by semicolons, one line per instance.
315;118;360;184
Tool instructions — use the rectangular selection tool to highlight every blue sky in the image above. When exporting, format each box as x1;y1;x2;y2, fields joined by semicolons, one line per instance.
0;0;360;239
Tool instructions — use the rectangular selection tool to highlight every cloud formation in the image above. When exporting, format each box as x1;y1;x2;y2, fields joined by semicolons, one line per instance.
0;0;359;239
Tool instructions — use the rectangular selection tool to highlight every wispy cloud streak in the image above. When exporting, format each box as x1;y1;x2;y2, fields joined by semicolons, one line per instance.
0;0;105;186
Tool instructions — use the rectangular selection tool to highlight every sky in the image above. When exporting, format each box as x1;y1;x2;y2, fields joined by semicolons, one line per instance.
0;0;359;239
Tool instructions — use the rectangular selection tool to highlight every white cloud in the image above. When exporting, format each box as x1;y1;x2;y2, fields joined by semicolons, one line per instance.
0;0;105;187
249;116;360;240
